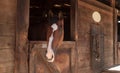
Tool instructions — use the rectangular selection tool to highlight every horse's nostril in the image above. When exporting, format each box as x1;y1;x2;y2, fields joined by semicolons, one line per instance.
47;54;54;60
45;50;47;53
51;55;53;59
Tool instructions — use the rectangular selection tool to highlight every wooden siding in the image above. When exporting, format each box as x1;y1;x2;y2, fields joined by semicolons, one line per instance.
14;0;29;73
117;42;120;64
0;0;117;73
0;0;16;73
77;0;114;73
29;41;76;73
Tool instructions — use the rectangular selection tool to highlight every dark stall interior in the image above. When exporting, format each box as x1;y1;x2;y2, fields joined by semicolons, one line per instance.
28;0;71;41
117;16;120;41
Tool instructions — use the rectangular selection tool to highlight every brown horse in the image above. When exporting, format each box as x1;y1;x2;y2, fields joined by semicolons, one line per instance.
46;16;64;62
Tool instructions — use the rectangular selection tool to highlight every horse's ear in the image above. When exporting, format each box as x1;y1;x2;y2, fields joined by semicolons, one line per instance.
48;10;54;18
58;11;63;19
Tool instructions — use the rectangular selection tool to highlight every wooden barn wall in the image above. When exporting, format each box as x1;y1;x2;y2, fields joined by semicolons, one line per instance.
14;0;29;73
0;0;115;73
0;0;16;73
117;42;120;64
77;0;114;72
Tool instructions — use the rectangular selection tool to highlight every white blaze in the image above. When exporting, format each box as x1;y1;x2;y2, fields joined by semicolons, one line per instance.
51;23;58;31
46;23;58;62
108;65;120;71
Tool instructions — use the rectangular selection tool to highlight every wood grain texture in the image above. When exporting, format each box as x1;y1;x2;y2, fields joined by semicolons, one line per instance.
0;23;15;36
117;42;120;64
77;0;113;73
14;0;29;73
0;0;16;73
0;49;14;73
0;37;15;49
0;0;16;24
29;41;76;73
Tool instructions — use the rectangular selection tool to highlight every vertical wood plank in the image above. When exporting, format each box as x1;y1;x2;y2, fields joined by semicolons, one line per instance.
14;0;29;73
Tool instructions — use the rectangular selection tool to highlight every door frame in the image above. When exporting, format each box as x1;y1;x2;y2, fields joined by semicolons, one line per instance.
15;0;78;73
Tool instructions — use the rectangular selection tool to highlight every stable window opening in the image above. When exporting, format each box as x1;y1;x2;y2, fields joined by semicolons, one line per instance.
28;0;71;41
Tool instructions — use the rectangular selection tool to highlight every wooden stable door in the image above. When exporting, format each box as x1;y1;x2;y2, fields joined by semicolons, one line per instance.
90;24;104;73
29;41;76;73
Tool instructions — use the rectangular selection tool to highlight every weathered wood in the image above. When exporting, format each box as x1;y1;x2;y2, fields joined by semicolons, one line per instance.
0;0;16;73
0;24;15;36
0;48;14;62
117;42;120;64
80;0;112;12
0;36;14;49
0;49;14;72
0;61;14;73
0;0;16;24
29;41;75;73
12;0;117;73
71;0;78;41
77;0;114;73
14;0;29;73
90;24;104;73
78;0;113;15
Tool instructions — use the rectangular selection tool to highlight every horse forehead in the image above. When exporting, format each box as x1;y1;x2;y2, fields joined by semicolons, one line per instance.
57;19;64;25
51;23;58;30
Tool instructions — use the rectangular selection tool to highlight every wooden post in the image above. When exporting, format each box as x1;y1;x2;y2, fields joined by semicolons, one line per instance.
111;0;118;64
71;0;78;73
14;0;29;73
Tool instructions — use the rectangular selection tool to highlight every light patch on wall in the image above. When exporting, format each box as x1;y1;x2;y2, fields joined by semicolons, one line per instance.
64;3;71;7
108;65;120;71
54;4;61;7
118;21;120;23
92;11;101;23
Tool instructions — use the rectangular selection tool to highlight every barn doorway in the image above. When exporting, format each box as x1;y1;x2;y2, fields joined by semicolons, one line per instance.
28;0;71;41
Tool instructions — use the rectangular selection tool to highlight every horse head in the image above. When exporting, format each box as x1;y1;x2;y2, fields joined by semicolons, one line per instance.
46;11;64;62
